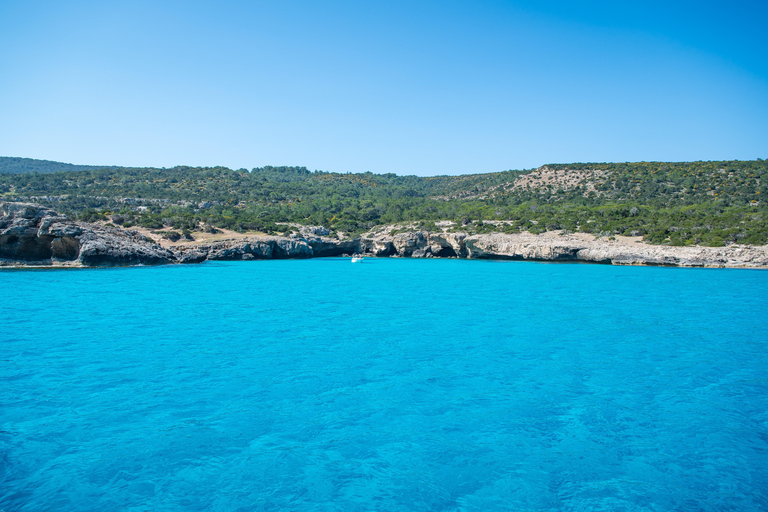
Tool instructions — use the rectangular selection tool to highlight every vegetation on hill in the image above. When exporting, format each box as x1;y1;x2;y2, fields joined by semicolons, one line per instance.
1;157;766;246
0;156;118;174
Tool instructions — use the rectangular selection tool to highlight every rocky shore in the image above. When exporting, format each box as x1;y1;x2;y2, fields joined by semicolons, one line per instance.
2;203;767;268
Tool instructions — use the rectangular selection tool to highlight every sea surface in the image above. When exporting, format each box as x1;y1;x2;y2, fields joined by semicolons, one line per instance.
1;259;767;511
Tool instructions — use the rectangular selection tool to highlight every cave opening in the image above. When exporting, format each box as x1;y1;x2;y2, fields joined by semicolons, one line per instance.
51;236;80;261
433;246;458;258
377;244;397;257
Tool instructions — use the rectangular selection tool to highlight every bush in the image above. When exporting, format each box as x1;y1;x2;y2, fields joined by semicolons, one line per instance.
161;231;182;242
139;217;164;230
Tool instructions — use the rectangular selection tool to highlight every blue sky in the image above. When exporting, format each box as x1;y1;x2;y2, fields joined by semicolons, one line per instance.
0;0;766;175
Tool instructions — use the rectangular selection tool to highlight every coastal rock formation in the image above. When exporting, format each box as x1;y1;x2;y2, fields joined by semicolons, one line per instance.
3;203;767;268
1;202;175;266
461;232;768;267
199;237;314;260
204;239;276;260
392;232;427;257
174;248;208;264
199;236;362;260
77;231;175;266
359;237;396;257
360;231;466;258
305;237;360;257
355;227;768;267
427;233;466;258
464;234;582;261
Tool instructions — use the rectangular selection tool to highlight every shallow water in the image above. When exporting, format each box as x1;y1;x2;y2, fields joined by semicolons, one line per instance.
1;259;767;511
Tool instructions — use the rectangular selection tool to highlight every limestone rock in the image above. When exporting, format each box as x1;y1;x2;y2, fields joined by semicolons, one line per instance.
1;202;175;266
203;236;313;260
391;232;427;257
77;230;175;266
462;232;768;267
175;248;208;264
273;237;314;258
205;239;275;260
359;231;466;258
307;237;360;257
359;237;396;257
428;232;466;257
464;234;582;261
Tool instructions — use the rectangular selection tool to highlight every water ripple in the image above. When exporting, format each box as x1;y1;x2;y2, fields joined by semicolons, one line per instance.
1;259;767;511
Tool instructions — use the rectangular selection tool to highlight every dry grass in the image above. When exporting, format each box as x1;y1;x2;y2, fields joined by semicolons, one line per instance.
95;221;267;248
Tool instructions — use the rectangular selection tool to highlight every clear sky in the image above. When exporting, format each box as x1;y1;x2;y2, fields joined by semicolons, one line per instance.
1;0;766;175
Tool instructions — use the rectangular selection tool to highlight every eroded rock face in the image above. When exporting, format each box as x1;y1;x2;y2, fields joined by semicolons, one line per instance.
461;233;768;267
0;233;55;260
306;237;360;257
174;248;208;264
273;238;314;259
391;232;427;257
360;231;466;258
77;230;175;266
2;203;69;262
354;228;768;267
0;204;60;261
204;239;275;260
50;237;80;260
359;237;396;257
464;234;583;261
429;233;467;258
1;202;175;266
197;236;313;261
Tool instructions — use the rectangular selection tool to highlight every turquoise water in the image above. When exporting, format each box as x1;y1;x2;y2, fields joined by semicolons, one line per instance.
1;259;767;511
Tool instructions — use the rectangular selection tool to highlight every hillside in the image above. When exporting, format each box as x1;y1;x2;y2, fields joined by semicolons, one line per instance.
1;158;766;246
0;156;120;174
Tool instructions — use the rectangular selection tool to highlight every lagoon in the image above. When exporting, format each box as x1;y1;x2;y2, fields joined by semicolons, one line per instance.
1;259;767;510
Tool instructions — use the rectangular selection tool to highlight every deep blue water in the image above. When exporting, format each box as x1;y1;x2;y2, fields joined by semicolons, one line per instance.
1;259;767;511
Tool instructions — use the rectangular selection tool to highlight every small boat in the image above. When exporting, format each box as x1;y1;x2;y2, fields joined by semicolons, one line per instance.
351;255;364;263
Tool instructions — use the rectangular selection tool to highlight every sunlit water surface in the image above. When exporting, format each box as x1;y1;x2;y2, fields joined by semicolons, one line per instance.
1;259;767;511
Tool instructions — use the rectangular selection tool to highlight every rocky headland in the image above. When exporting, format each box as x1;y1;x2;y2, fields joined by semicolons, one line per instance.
1;203;176;266
2;202;767;268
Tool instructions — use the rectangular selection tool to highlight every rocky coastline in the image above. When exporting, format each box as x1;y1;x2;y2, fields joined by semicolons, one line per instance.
2;203;767;268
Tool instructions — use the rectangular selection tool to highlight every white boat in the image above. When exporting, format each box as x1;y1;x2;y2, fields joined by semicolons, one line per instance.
351;255;364;262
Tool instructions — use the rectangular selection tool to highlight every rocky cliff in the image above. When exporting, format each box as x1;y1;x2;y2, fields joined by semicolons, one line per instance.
1;203;176;266
0;203;347;266
358;228;768;267
460;233;768;267
3;203;767;268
